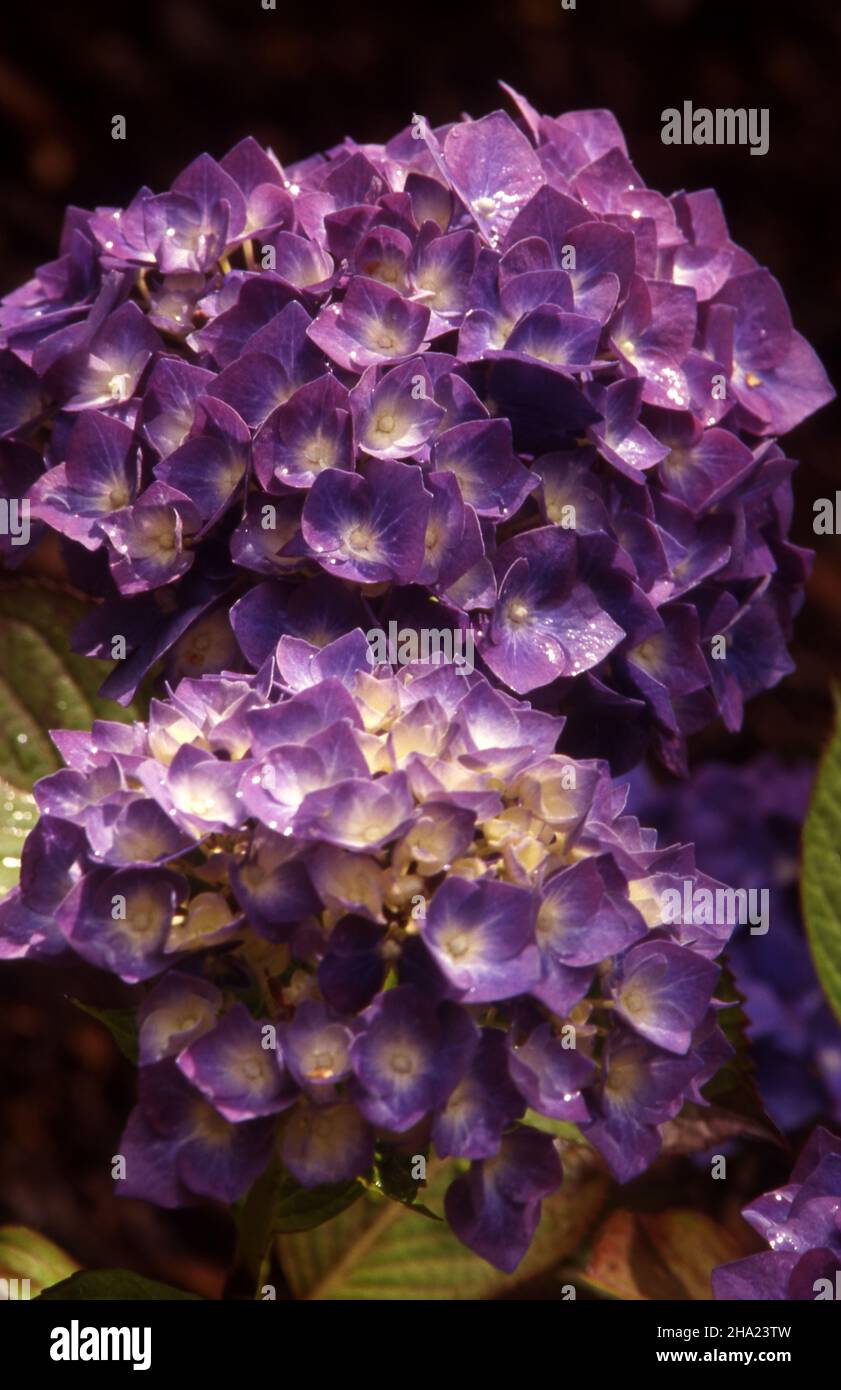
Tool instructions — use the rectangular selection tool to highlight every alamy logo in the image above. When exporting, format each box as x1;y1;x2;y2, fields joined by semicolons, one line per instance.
50;1320;151;1372
659;881;769;935
661;102;769;156
813;1270;841;1299
0;498;30;546
0;1277;30;1299
366;621;475;674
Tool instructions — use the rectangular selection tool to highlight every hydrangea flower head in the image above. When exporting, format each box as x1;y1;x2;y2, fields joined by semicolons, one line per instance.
0;90;832;774
1;639;738;1270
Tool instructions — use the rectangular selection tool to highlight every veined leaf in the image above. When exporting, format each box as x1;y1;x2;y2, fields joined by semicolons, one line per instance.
580;1207;746;1301
0;777;37;894
0;578;146;896
37;1270;201;1300
231;1163;364;1297
278;1151;609;1300
0;577;143;791
802;698;841;1024
272;1172;364;1232
0;1226;79;1297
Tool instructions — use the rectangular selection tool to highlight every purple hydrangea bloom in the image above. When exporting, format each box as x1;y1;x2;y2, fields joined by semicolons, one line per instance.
177;1002;297;1120
0;816;85;960
423;875;540;1002
281;999;355;1091
583;1025;705;1182
0;89;831;772
138;971;223;1064
54;864;189;983
713;1127;841;1300
0;647;741;1268
507;1019;595;1123
433;1027;525;1158
609;938;720;1054
279;1099;375;1188
120;1061;275;1207
444;1127;563;1272
350;985;476;1132
5;90;828;1273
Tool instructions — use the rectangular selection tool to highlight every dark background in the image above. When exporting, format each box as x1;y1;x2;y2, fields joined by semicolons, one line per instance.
1;0;839;1295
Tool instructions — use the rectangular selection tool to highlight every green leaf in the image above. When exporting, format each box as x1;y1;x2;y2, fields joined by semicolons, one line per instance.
0;777;37;894
365;1146;441;1220
521;1111;590;1146
371;1145;422;1203
272;1173;363;1232
230;1163;364;1297
69;1000;139;1064
278;1151;610;1300
802;698;841;1024
580;1208;746;1301
0;578;147;892
0;577;143;791
37;1270;202;1300
230;1166;279;1298
0;1226;80;1296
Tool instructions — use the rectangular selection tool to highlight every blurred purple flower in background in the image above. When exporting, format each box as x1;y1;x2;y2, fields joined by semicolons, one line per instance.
628;757;841;1133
